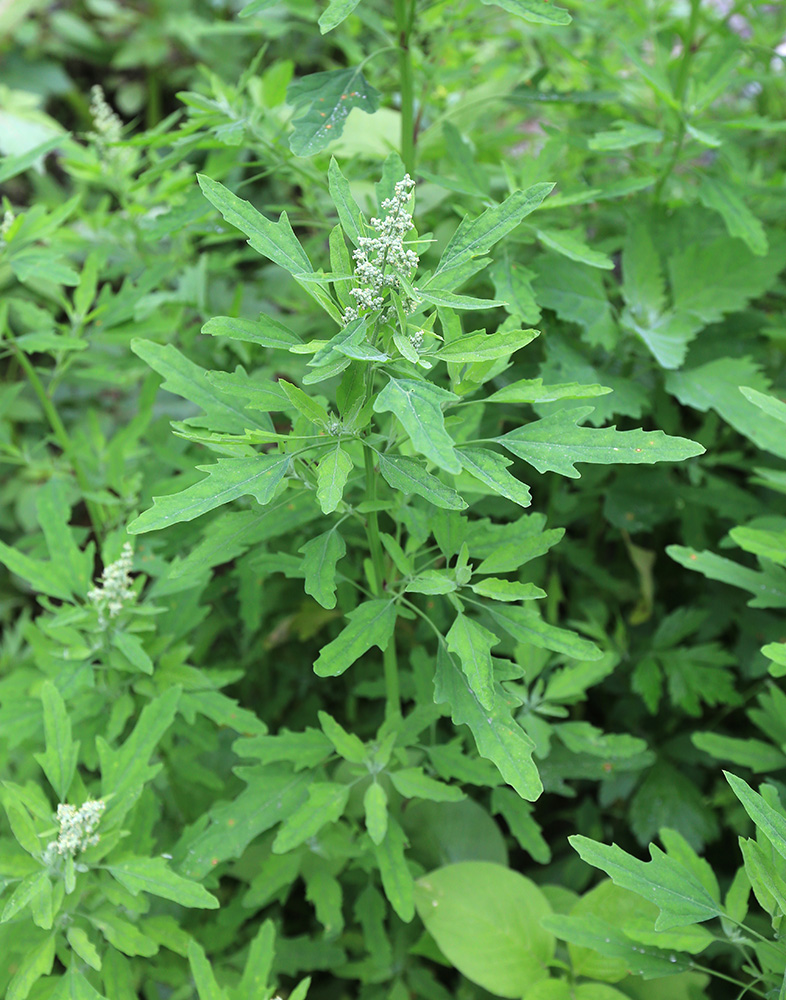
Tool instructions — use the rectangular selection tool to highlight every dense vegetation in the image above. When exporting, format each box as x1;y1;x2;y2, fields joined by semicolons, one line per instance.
1;1;786;998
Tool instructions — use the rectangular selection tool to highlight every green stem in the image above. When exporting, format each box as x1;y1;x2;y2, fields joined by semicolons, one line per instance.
654;0;701;203
394;0;416;174
10;341;104;538
363;444;400;719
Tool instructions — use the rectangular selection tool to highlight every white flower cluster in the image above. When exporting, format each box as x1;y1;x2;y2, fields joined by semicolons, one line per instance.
88;542;135;627
44;799;105;862
89;85;123;146
0;210;15;241
342;175;420;324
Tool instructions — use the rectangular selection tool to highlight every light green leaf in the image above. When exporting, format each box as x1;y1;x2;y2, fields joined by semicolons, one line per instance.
667;546;786;609
693;733;786;773
319;0;361;31
531;255;616;349
470;578;545;602
106;857;218;909
457;447;531;507
390;767;464;803
698;176;768;256
51;965;108;999
763;642;786;678
66;926;103;972
487;378;611;404
299;529;346;610
111;632;153;675
438;329;538;363
374;378;460;473
740;386;786;426
569;835;723;929
318;710;366;764
417;287;506;310
491;788;551;863
433;184;554;282
198;174;313;276
434;646;541;800
589;120;662;150
364;782;388;845
731;526;786;566
726;772;786;864
328;158;366;246
187;939;227;1000
128;455;290;533
33;681;79;801
406;569;457;595
446;614;499;710
313;600;397;677
287;68;381;156
272;782;350;853
1;871;50;924
535;228;613;269
479;0;570;22
6;932;55;1000
378;454;467;510
202;315;299;349
316;445;353;514
487;604;603;660
373;816;414;922
498;406;704;478
414;862;554;998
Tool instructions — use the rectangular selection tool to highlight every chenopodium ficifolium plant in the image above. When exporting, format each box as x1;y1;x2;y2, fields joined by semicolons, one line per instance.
124;154;705;932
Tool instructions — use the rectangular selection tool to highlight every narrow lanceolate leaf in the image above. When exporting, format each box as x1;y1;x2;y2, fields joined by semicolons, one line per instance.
128;455;290;533
316;445;353;514
373;817;415;922
319;0;362;31
457;448;531;507
374;378;460;473
726;772;786;864
378;455;467;510
667;547;786;609
106;857;219;909
416;288;506;311
187;940;226;1000
434;646;542;800
390;768;464;803
535;227;613;269
446;614;499;711
569;836;723;930
286;67;381;156
272;783;350;853
6;932;55;1000
470;579;545;602
698;176;768;257
432;184;554;282
438;329;538;362
202;315;299;349
498;406;704;478
314;600;397;677
198;174;313;275
33;681;79;801
487;605;602;660
364;782;388;845
318;711;367;764
479;0;570;25
299;529;346;609
328;157;366;246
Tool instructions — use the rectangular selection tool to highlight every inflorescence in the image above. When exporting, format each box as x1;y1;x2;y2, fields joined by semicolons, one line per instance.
43;799;105;864
342;175;420;324
88;542;135;628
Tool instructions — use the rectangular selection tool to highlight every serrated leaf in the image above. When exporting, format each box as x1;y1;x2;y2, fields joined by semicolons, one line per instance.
128;455;290;533
390;767;464;803
569;835;722;929
66;926;102;972
198;174;312;276
536;228;613;269
531;255;616;349
498;407;704;478
299;529;346;609
487;378;611;404
328;158;365;246
667;546;786;609
373;816;414;922
479;0;570;23
378;454;467;510
33;681;79;800
433;184;554;282
188;939;227;1000
470;578;545;602
364;782;388;846
491;788;551;863
286;68;381;156
272;782;350;853
316;445;353;514
726;772;786;864
374;378;460;473
313;600;397;677
697;177;767;256
434;646;541;800
438;329;538;362
318;710;366;763
202;315;298;349
457;448;531;507
446;614;499;710
106;857;219;909
487;604;602;660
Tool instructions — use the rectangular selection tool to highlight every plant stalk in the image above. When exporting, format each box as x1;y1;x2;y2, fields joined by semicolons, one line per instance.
395;0;416;174
363;444;400;719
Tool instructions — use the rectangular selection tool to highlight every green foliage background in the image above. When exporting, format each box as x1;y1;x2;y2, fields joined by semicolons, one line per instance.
1;1;785;998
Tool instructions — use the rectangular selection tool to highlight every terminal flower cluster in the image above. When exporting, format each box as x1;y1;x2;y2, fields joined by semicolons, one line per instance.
342;175;420;324
88;541;135;627
43;799;105;862
89;85;123;147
